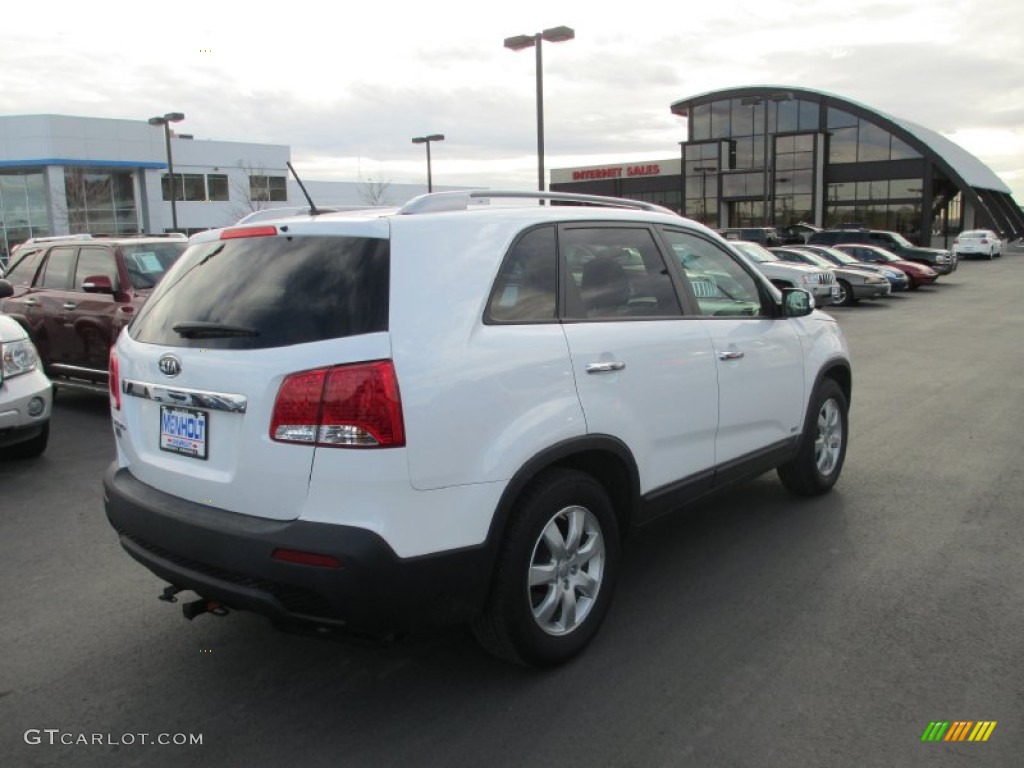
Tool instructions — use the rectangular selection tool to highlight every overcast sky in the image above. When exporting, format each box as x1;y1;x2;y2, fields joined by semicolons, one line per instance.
4;0;1024;202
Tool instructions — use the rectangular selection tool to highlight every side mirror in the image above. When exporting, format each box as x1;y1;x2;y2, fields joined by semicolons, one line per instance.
0;278;12;299
81;275;114;294
781;287;814;317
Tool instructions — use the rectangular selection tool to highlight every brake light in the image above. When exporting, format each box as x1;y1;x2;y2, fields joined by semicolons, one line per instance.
220;225;278;240
270;361;405;448
109;347;121;410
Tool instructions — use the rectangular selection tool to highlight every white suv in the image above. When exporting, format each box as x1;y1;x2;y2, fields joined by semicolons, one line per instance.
104;191;852;666
0;281;52;458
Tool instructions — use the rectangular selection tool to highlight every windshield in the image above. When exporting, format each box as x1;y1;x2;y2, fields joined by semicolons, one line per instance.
731;242;776;262
791;251;832;269
888;232;914;248
122;243;188;289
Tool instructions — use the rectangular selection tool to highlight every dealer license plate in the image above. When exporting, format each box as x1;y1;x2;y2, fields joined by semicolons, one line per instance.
159;405;209;460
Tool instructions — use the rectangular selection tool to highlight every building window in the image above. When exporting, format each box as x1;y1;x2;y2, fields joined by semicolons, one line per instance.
249;175;287;202
690;104;711;141
161;173;208;202
0;171;52;258
207;174;229;201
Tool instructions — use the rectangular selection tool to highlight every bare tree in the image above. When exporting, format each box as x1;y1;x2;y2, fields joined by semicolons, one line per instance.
356;177;392;206
227;161;277;224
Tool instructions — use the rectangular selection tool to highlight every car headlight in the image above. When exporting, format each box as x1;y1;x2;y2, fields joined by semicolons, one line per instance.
1;338;39;378
937;253;949;262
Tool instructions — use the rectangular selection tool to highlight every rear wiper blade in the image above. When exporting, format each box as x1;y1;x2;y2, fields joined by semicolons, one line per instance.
172;321;260;339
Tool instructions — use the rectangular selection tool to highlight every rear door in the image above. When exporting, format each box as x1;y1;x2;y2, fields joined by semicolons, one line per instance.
560;224;719;494
31;246;79;369
114;228;391;521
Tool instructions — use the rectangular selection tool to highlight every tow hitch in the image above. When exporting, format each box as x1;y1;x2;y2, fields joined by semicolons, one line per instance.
158;586;228;619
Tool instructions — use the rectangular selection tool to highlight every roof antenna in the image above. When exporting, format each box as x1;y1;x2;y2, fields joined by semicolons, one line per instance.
287;161;321;216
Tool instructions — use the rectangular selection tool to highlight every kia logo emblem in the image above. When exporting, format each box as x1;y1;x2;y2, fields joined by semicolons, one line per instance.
158;354;182;378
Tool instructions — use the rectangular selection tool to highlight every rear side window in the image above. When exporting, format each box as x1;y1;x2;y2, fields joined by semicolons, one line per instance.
485;226;557;323
4;248;45;285
130;235;389;349
39;247;76;289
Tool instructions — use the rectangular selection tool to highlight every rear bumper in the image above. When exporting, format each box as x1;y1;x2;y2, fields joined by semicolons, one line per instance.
103;464;494;633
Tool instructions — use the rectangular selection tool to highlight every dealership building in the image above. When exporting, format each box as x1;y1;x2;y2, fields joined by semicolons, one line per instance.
0;114;442;258
552;86;1024;247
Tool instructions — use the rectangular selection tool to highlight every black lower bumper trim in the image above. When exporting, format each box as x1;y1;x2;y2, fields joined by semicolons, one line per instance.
103;464;494;633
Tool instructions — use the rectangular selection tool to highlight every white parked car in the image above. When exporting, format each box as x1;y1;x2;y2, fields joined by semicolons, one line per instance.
952;229;1002;260
729;240;840;306
104;192;852;666
0;281;52;458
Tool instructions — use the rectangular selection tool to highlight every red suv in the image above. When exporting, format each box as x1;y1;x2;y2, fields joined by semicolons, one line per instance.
0;234;187;393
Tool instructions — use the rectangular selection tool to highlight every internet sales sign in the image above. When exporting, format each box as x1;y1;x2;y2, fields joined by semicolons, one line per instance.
571;163;663;181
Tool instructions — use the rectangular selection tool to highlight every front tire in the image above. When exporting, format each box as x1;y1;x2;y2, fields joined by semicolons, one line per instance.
777;379;848;496
472;469;620;666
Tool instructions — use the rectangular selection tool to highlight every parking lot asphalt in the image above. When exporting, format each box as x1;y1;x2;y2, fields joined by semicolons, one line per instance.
2;251;1023;767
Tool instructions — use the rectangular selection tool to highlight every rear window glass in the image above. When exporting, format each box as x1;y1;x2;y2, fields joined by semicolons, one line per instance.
129;235;389;349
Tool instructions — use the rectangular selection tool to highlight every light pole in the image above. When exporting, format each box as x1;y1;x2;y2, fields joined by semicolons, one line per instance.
695;165;717;225
148;112;185;231
504;25;575;192
411;134;445;192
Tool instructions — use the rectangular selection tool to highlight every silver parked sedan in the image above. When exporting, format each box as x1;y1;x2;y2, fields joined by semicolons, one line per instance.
770;246;891;306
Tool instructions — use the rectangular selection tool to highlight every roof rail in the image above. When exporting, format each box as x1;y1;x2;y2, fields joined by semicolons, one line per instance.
397;190;680;216
17;233;93;246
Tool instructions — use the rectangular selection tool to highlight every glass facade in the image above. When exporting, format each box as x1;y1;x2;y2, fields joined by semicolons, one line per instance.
678;93;928;232
0;171;51;261
64;167;139;235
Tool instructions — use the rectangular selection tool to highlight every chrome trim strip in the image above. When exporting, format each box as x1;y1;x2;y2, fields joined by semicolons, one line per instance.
122;379;248;413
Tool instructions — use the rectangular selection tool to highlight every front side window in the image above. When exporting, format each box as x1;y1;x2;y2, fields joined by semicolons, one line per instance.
662;229;765;318
75;247;118;289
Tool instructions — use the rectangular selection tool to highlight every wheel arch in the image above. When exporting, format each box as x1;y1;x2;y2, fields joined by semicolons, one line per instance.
484;436;641;557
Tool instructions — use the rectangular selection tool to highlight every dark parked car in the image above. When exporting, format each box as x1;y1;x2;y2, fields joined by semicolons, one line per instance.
0;234;187;393
718;227;783;247
807;228;955;274
832;244;938;290
778;223;822;244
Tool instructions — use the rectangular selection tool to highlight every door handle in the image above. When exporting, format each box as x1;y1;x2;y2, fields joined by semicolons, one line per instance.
24;298;39;306
717;350;745;361
585;361;626;374
62;302;78;310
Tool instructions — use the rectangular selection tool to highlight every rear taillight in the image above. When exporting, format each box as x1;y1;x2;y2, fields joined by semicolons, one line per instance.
109;347;121;410
270;361;405;448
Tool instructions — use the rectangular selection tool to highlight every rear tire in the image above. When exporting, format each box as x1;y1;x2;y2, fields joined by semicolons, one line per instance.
472;469;620;666
836;279;856;307
777;379;847;496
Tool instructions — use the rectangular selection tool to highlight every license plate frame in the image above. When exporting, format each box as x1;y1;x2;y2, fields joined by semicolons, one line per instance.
159;405;209;460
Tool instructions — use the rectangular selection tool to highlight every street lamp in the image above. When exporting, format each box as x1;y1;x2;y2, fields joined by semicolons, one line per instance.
504;25;575;192
148;112;186;231
411;134;445;192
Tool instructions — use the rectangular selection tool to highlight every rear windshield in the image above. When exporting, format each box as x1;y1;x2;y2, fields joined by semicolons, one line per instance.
129;235;389;349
